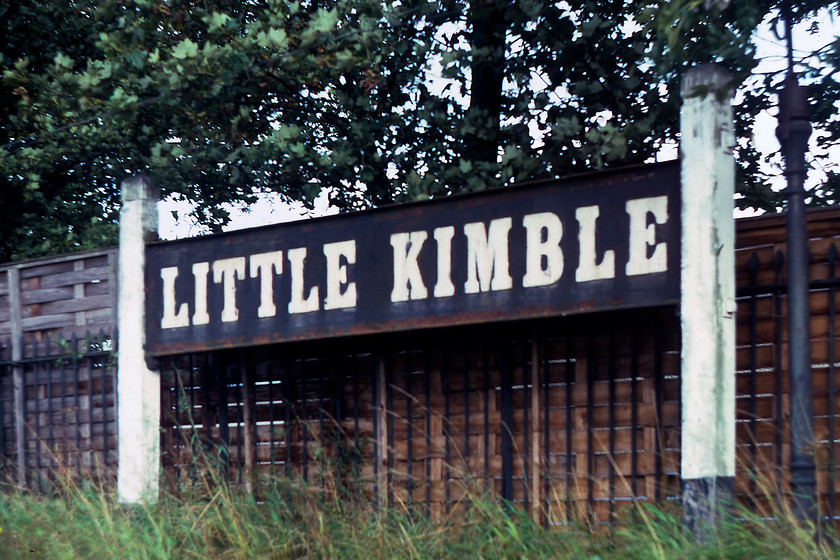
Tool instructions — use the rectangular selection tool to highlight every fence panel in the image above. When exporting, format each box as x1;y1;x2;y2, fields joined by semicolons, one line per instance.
0;249;118;489
159;306;682;524
0;208;837;526
0;249;116;344
0;332;116;489
735;208;840;522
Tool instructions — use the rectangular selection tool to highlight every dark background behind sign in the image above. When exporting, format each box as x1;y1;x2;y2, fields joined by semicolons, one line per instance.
145;162;680;356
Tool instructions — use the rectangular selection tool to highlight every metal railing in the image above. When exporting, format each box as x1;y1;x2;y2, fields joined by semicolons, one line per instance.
159;307;682;524
0;332;116;491
736;240;840;521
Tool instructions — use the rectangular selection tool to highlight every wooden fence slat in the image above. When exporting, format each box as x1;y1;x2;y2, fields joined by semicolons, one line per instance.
0;249;116;343
38;294;113;316
37;266;111;290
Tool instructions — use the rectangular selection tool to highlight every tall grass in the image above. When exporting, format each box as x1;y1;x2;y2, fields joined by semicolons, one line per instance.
3;377;836;559
0;470;837;560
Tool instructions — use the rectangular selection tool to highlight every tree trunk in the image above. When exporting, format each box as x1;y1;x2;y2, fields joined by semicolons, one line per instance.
465;1;507;179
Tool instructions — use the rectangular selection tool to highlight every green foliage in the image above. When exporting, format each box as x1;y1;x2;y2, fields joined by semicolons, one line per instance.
1;1;839;261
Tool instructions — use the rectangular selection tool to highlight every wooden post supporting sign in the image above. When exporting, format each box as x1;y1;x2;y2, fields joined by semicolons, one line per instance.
117;176;161;504
679;64;737;537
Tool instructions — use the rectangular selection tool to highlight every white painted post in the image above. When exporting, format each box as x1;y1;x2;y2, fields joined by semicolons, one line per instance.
679;64;737;536
117;176;160;504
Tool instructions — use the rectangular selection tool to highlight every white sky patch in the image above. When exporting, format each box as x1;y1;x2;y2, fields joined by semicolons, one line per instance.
159;188;337;240
748;7;840;199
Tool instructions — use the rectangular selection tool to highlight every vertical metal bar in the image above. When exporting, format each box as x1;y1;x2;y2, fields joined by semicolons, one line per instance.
189;353;200;488
236;359;244;487
483;337;490;491
608;327;617;521
173;358;181;488
191;353;199;427
217;356;230;483
159;358;168;490
173;357;182;488
234;360;244;486
826;244;837;520
184;355;191;486
565;333;574;520
529;333;541;524
653;311;664;503
586;330;595;518
240;350;255;494
776;22;816;521
300;358;309;482
280;355;300;479
425;344;432;516
463;342;471;482
386;351;395;509
268;359;276;474
283;356;292;479
500;341;513;506
157;357;166;488
334;353;343;495
774;251;786;490
787;179;818;524
444;344;453;512
406;349;414;509
630;325;641;498
352;354;361;491
523;338;530;514
748;254;760;496
371;351;380;507
188;353;198;488
318;355;326;490
158;357;166;490
542;335;551;527
201;353;214;476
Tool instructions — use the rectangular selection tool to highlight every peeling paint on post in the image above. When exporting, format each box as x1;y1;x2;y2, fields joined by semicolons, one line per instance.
117;176;161;504
680;64;737;538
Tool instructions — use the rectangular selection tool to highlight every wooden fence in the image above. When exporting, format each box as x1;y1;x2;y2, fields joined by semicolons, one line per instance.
155;208;840;523
0;249;117;488
0;249;117;343
0;210;839;525
158;307;681;523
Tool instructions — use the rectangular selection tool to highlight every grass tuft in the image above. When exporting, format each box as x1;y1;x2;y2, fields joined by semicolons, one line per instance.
1;475;839;559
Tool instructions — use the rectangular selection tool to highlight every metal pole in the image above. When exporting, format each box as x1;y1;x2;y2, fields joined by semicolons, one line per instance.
776;0;817;526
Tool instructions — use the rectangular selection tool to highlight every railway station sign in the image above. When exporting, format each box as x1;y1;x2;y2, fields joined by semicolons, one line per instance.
145;161;680;355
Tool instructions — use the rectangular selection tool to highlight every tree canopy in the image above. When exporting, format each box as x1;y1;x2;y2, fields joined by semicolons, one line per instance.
1;0;838;261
